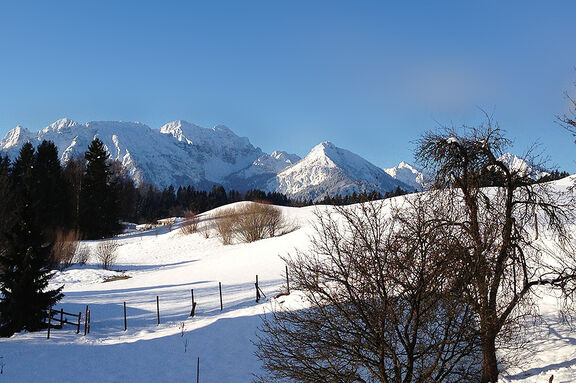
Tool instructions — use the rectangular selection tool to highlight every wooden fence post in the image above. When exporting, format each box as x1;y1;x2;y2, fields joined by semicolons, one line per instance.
87;309;91;334
84;305;89;336
197;357;200;383
47;308;52;339
286;265;290;293
219;282;223;311
60;308;64;328
190;289;197;317
156;296;160;325
255;275;260;303
124;302;127;331
77;311;81;334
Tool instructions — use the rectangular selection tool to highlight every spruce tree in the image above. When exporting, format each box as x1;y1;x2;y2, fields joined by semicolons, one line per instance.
0;155;13;243
0;144;63;337
33;140;70;232
79;138;119;239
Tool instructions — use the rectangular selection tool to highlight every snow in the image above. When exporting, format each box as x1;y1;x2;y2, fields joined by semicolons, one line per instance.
447;136;460;144
499;152;549;180
384;161;426;190
0;119;263;189
268;142;413;201
1;120;415;199
0;203;318;382
3;188;575;381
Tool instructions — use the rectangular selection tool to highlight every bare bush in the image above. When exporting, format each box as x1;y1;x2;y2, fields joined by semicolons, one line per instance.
74;244;91;265
214;209;236;245
215;202;290;245
96;240;120;270
180;212;199;235
234;202;283;243
51;229;80;270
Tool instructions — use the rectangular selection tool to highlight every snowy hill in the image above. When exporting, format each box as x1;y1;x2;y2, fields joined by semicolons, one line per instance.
384;161;426;191
267;142;413;201
2;183;576;382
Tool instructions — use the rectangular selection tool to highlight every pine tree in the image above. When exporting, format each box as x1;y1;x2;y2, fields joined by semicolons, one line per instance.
79;138;120;239
0;155;13;243
0;144;63;337
33;140;70;232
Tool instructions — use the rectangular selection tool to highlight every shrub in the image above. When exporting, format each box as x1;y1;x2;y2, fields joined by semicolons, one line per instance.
75;244;91;265
214;209;236;245
180;212;199;235
234;202;283;243
215;202;290;245
96;240;119;270
51;229;80;270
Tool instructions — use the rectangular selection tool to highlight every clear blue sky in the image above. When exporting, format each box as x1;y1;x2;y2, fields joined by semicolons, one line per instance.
1;1;575;172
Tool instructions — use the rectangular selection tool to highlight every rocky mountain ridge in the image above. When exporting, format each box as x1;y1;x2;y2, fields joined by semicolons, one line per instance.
1;118;418;200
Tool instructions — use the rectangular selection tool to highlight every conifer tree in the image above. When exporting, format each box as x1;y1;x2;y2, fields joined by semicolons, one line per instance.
33;140;70;232
0;144;63;337
79;138;119;239
0;155;13;243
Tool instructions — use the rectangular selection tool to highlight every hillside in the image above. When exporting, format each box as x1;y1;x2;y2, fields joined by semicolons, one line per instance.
1;178;575;382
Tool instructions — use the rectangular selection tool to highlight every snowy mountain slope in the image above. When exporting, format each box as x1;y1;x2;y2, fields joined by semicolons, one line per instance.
2;183;576;382
224;150;301;191
0;119;415;198
0;118;263;188
267;141;413;201
159;120;263;182
384;161;426;190
498;152;549;179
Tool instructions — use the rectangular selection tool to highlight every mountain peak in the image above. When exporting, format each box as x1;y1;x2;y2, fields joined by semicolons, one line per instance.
0;125;33;149
43;118;79;133
384;161;425;191
270;142;412;201
498;152;548;179
212;124;233;133
312;141;335;151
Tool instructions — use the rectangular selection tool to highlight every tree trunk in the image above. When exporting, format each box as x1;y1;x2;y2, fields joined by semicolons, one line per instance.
481;335;499;383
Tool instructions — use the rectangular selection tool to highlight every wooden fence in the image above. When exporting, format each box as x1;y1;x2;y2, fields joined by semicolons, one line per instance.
47;268;290;339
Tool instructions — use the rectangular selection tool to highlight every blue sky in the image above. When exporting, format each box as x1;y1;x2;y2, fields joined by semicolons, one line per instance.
1;1;575;172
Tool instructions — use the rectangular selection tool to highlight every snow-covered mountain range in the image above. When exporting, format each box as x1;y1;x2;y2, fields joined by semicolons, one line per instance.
383;161;427;191
268;142;410;201
0;118;417;200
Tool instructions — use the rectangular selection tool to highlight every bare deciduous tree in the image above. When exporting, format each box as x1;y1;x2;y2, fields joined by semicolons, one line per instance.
558;83;576;139
74;244;91;265
96;240;120;270
416;121;576;382
256;198;481;383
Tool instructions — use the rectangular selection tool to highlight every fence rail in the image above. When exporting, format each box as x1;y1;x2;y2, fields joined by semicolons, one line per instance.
47;267;291;339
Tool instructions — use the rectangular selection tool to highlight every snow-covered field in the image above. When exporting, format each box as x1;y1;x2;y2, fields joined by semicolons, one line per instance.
1;196;576;382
